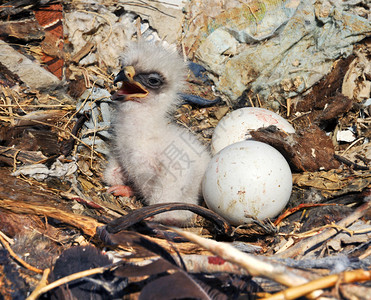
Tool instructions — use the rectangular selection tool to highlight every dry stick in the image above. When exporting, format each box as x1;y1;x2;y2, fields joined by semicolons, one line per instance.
0;231;43;274
12;149;20;173
76;10;113;43
16;117;103;158
0;230;13;244
0;199;102;237
27;268;51;300
1;86;15;126
286;98;291;117
26;266;109;300
257;94;262;107
275;201;371;259
359;245;371;259
63;85;93;131
262;269;371;300
9;88;27;115
171;228;322;299
280;222;371;240
0;104;74;108
1;114;90;152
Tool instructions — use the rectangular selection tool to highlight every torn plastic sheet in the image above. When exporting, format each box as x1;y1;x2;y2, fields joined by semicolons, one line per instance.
184;0;371;104
76;87;114;155
12;160;78;181
64;1;184;73
65;9;139;72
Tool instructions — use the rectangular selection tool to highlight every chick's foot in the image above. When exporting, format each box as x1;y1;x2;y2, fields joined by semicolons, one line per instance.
107;185;134;197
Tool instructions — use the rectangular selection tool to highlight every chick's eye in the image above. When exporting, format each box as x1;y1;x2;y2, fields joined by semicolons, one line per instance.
148;75;162;86
137;73;164;89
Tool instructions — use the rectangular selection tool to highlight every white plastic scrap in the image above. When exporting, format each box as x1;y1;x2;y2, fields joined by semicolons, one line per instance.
65;6;163;73
336;129;356;143
12;160;78;181
363;98;371;107
65;9;131;72
77;87;114;155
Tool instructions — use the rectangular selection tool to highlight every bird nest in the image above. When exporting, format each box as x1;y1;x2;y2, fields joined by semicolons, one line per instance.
0;1;370;299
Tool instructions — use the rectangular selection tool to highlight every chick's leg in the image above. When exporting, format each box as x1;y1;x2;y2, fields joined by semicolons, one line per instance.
104;156;133;196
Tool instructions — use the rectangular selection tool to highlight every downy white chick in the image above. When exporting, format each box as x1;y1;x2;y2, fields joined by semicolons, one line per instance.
104;40;211;225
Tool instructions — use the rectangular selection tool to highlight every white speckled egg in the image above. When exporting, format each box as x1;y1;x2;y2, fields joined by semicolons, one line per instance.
202;140;292;225
211;107;295;155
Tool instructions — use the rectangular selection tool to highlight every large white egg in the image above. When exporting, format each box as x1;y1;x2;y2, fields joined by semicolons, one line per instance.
211;107;295;155
202;140;292;225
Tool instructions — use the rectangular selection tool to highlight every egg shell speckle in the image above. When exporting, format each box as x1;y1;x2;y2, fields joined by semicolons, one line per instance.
202;140;292;225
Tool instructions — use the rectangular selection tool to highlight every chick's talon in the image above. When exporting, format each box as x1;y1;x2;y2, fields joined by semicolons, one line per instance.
107;185;134;197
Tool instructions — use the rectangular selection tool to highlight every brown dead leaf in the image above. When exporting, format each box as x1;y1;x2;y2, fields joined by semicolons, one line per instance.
293;169;371;198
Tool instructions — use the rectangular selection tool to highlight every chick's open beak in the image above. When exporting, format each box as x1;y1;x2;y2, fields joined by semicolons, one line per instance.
113;66;148;100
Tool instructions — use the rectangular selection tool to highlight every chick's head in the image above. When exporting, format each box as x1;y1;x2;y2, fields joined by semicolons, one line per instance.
113;40;187;110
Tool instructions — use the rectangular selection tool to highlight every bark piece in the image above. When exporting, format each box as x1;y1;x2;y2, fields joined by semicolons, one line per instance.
250;124;340;172
0;40;61;91
0;19;44;41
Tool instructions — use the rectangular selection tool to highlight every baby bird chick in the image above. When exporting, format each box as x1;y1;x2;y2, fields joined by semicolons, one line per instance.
104;40;211;225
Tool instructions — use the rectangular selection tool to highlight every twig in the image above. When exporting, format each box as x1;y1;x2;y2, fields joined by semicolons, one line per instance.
289;111;311;122
27;266;110;300
174;254;248;275
286;98;291;117
10;88;27;115
170;228;322;299
274;203;340;226
71;41;95;63
341;137;365;155
0;104;74;108
257;94;262;107
76;10;113;43
0;230;13;244
12;149;20;173
119;0;177;18
0;199;103;237
280;222;371;240
248;95;254;107
27;268;51;300
136;16;142;38
262;269;371;300
334;154;369;170
0;231;43;274
359;246;371;259
1;86;15;125
355;154;370;166
9;116;103;158
63;86;94;131
275;201;371;258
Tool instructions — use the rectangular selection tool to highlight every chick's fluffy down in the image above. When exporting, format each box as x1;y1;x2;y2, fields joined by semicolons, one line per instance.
104;41;211;225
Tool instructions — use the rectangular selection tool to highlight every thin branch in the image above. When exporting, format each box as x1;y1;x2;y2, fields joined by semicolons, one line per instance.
262;269;371;300
27;265;112;300
275;201;371;258
170;228;320;293
0;231;43;274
